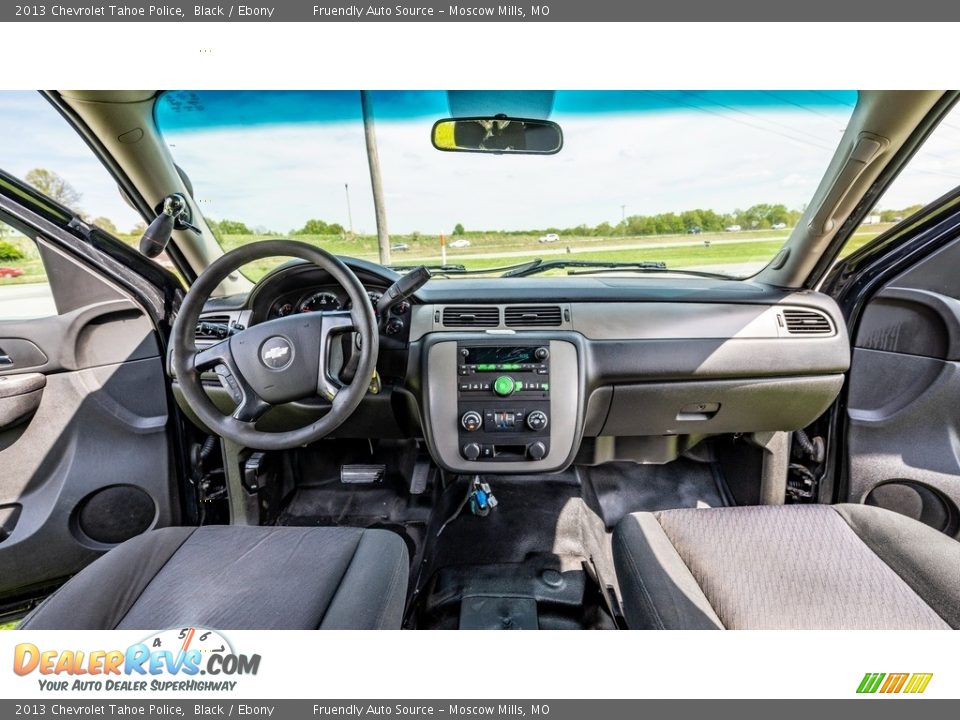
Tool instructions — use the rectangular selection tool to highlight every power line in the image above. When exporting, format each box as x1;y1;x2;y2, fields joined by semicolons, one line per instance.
641;91;837;152
688;90;843;148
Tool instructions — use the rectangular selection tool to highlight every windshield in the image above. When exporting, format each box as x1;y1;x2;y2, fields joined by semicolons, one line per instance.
155;90;858;280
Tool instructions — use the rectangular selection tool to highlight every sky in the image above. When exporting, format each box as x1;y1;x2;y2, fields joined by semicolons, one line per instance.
2;90;960;236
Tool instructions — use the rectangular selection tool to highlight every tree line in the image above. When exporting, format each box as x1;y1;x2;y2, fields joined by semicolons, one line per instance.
458;204;803;238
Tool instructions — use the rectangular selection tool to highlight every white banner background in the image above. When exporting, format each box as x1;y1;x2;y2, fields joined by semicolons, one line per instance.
1;630;955;699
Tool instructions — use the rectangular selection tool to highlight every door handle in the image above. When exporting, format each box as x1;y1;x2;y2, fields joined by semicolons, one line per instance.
0;347;12;366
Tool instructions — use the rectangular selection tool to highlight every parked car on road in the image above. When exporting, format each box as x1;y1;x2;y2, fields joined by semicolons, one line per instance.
687;226;702;234
0;266;24;278
538;233;560;243
391;242;410;252
725;224;742;232
449;238;471;249
772;222;787;230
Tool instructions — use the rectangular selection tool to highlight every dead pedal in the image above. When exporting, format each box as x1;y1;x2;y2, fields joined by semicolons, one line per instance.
340;464;385;484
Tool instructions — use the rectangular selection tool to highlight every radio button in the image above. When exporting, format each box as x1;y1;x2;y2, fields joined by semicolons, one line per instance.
493;375;517;396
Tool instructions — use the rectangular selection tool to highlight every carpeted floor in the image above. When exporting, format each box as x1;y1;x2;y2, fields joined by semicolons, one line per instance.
581;459;732;530
274;454;732;629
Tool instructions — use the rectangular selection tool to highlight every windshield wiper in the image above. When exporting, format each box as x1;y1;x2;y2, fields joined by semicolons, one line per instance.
389;263;466;273
501;258;732;280
388;259;544;277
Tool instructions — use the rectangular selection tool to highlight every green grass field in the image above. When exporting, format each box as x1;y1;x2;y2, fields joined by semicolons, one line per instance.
1;620;18;630
0;224;889;286
217;225;887;281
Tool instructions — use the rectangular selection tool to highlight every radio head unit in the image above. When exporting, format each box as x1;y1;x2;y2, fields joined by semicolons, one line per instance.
456;344;551;461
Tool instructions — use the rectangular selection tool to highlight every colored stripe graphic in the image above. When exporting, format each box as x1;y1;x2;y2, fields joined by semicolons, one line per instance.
857;672;932;694
880;673;909;693
904;674;933;694
857;673;885;693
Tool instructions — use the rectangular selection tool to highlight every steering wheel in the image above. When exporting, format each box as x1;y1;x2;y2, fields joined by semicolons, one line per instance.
171;240;379;451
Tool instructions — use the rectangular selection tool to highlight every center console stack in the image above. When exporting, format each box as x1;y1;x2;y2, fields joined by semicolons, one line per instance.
421;337;581;474
457;344;551;461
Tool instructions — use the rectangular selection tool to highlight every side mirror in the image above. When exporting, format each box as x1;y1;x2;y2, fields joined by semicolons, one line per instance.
431;116;563;155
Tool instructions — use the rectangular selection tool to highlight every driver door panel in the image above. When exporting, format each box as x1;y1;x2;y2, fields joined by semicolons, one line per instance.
0;241;177;604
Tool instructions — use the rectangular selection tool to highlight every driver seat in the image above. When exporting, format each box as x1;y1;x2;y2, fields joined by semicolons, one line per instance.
20;525;409;630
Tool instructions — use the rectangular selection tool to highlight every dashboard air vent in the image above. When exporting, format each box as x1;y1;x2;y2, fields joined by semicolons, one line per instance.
504;305;563;327
442;306;500;328
195;314;233;341
782;309;833;336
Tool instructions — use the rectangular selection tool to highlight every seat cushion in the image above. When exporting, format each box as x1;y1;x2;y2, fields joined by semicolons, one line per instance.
21;525;409;630
613;504;959;630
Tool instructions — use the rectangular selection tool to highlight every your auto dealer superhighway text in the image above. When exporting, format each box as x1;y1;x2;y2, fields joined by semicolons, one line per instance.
42;4;276;18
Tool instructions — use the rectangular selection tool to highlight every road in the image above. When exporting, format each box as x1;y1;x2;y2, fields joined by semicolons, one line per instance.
0;282;57;319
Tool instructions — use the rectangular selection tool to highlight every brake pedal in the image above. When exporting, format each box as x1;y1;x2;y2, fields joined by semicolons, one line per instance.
409;460;431;495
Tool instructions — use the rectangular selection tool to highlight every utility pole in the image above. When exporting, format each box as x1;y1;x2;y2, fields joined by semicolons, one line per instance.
621;205;626;235
361;90;391;266
344;183;354;235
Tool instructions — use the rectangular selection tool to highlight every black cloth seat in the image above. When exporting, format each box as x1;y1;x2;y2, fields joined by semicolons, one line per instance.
613;503;960;630
22;525;409;630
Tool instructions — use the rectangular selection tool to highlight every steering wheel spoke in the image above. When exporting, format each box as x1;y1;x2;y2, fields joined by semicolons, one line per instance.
193;339;232;372
318;310;357;401
231;388;272;423
192;339;272;424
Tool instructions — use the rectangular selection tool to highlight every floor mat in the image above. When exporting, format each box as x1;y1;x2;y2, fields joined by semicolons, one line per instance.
414;473;616;630
278;477;422;527
582;459;731;530
421;472;587;573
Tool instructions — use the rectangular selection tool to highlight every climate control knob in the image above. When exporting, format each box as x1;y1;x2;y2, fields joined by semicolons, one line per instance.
535;347;550;360
461;410;483;432
462;442;481;460
526;410;548;431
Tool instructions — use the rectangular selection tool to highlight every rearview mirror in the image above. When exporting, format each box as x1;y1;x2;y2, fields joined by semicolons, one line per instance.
431;116;563;155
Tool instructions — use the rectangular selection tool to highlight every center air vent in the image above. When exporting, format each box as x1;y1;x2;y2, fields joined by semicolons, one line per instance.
782;308;833;335
195;314;232;340
442;306;500;328
504;305;562;327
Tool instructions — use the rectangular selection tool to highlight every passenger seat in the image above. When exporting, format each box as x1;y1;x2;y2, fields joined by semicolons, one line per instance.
612;504;960;629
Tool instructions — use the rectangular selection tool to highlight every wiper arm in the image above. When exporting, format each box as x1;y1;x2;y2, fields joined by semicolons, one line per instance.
567;266;734;280
389;263;466;273
388;259;544;277
502;258;668;277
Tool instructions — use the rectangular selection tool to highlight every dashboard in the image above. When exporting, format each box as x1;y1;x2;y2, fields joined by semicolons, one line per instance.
176;257;852;474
